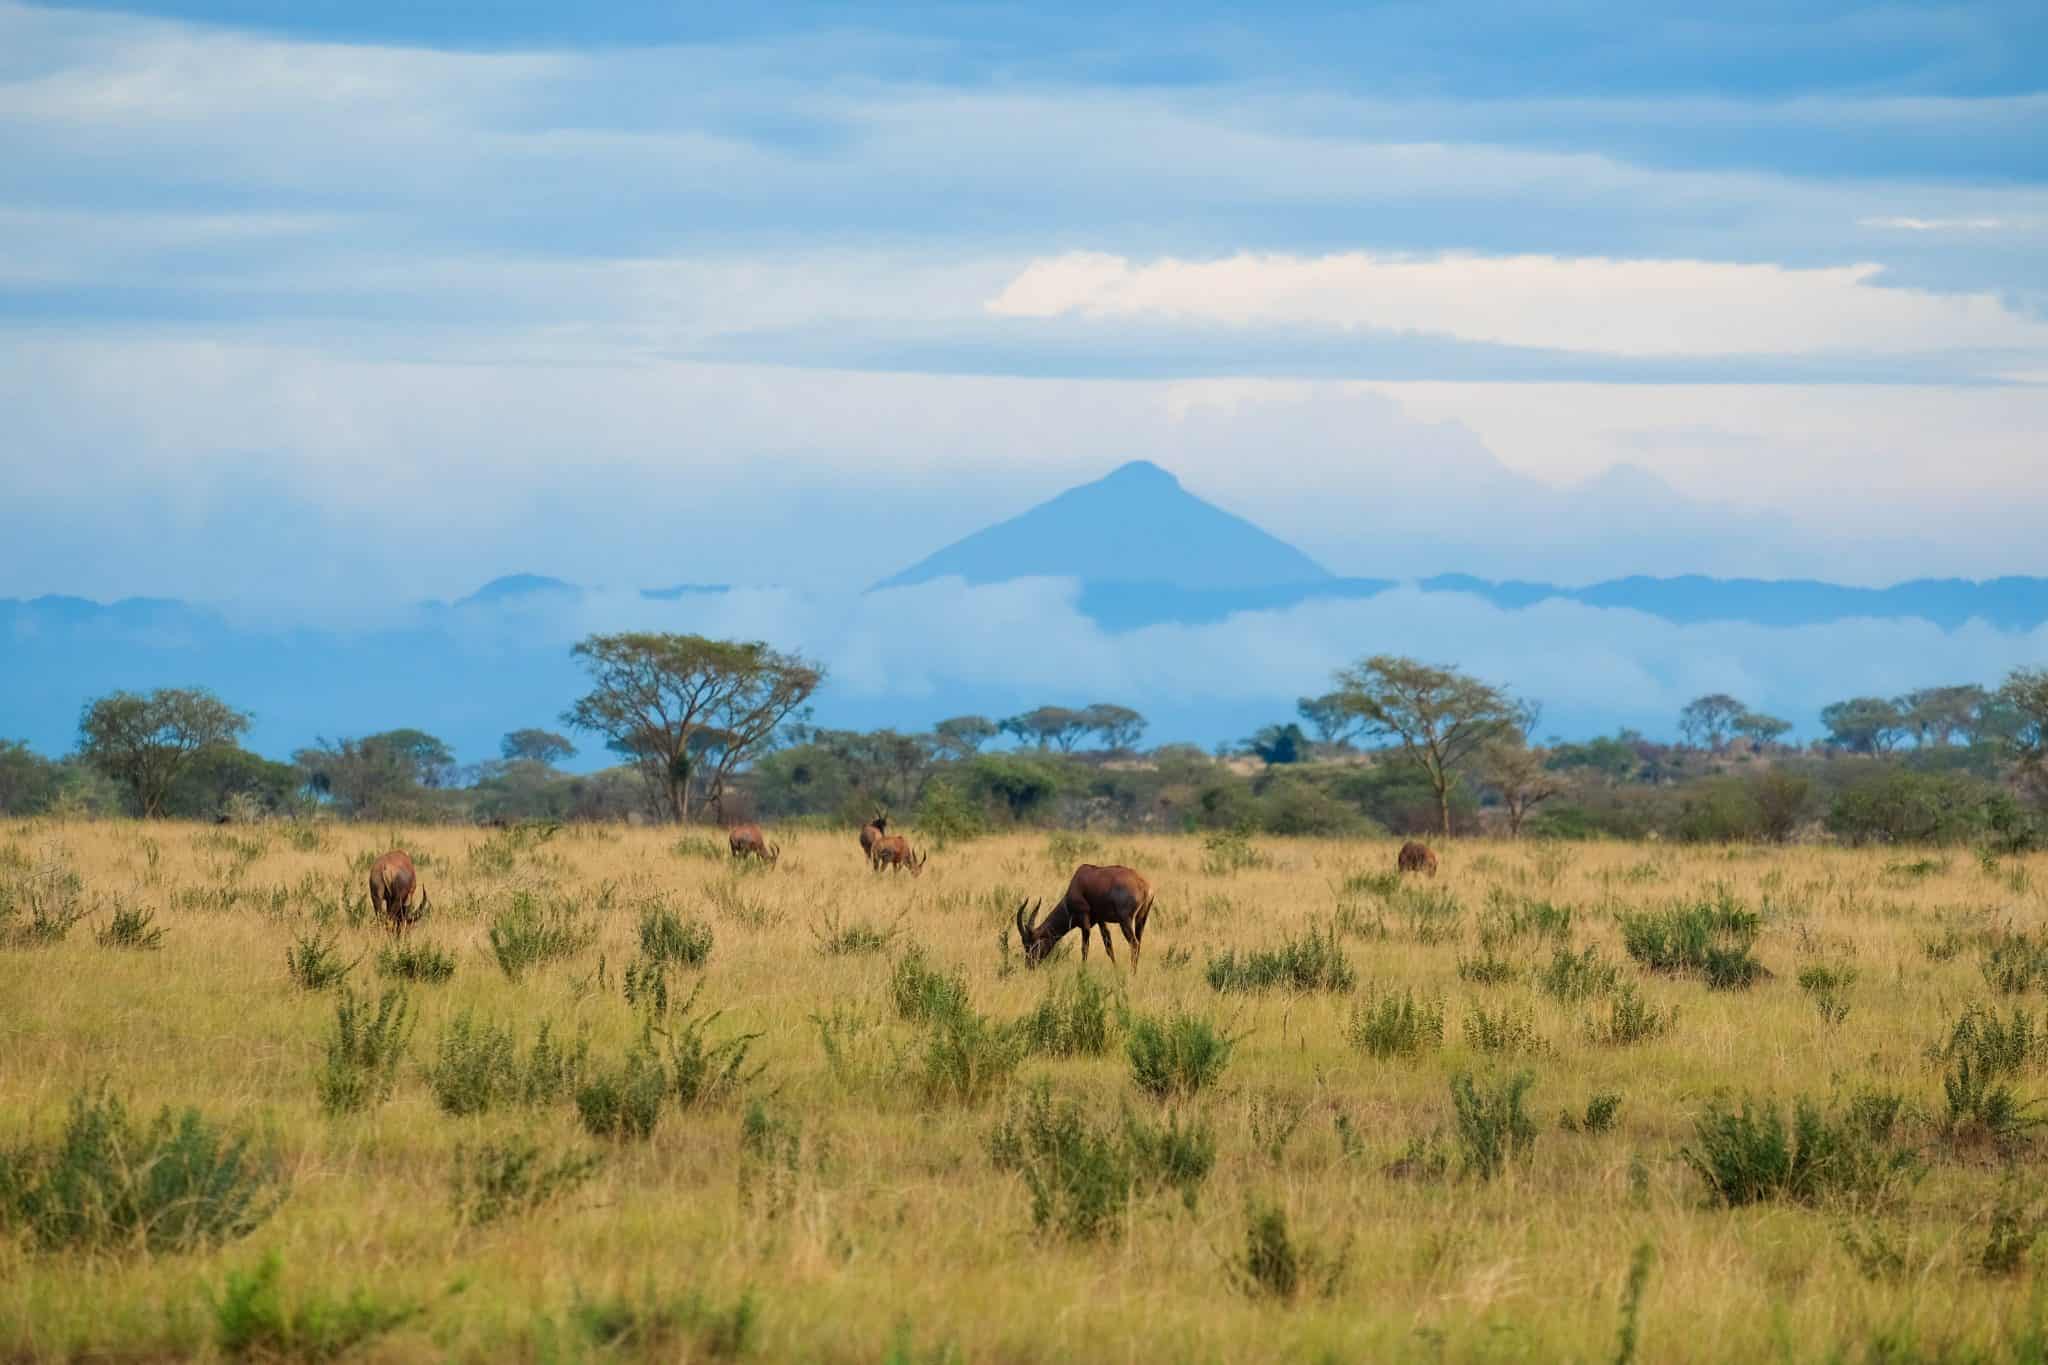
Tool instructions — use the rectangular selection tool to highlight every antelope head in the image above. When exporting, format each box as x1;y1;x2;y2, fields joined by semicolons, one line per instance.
1013;897;1070;966
908;847;928;878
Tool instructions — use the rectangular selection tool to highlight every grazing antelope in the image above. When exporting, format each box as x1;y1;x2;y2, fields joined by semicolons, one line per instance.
728;823;780;864
1397;840;1439;876
869;833;927;877
367;850;429;937
1016;864;1152;971
858;812;888;858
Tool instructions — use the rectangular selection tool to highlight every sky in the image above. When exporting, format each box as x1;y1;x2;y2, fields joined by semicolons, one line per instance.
1;0;2044;609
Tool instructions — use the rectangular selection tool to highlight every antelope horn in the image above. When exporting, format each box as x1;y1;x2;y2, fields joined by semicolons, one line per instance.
1015;899;1031;942
769;843;781;864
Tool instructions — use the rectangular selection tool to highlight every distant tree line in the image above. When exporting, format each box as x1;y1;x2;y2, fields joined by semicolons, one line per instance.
2;636;2043;849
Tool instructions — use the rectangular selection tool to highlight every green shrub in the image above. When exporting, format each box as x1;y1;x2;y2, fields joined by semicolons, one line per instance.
450;1134;604;1227
315;987;416;1117
1456;949;1518;986
575;1044;669;1141
1122;1106;1217;1210
568;1284;758;1359
1978;1184;2048;1276
1450;1071;1538;1179
1398;886;1463;945
426;1011;588;1116
1537;944;1620;1001
1204;923;1355;994
891;946;971;1025
1346;988;1446;1060
286;931;354;991
1931;1004;2045;1151
1619;892;1767;987
1234;1197;1347;1302
95;902;165;950
1127;1009;1236;1099
986;1083;1132;1241
0;857;88;945
1560;1092;1623;1134
375;940;454;983
1200;826;1266;875
639;904;714;967
209;1252;418;1360
920;1005;1026;1107
1463;1004;1546;1055
810;905;901;956
1018;969;1117;1056
663;981;767;1110
1979;930;2048;995
0;1086;283;1253
1680;1094;1920;1206
1587;986;1677;1046
489;891;598;979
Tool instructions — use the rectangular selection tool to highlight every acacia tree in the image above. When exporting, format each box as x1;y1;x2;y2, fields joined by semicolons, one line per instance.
1481;739;1563;837
1678;694;1746;752
1899;685;1988;748
1822;697;1907;754
2000;667;2048;794
1296;692;1364;749
933;715;998;760
501;728;577;767
1330;656;1521;838
1000;706;1090;752
563;633;823;823
1080;703;1147;752
79;687;250;818
1735;711;1792;748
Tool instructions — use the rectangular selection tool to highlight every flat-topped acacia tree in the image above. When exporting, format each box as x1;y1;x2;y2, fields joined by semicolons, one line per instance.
1329;655;1521;839
562;632;823;824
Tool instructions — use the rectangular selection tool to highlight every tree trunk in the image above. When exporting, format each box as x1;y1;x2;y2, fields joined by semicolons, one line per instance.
1437;781;1452;839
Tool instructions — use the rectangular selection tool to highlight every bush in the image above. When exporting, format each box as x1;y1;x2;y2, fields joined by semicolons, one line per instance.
450;1134;604;1227
0;856;88;946
1200;826;1266;876
0;1086;283;1253
663;981;767;1110
568;1285;758;1359
95;902;165;950
575;1044;669;1141
920;1005;1026;1107
810;905;902;957
427;1012;588;1116
1560;1092;1623;1134
1979;930;2048;995
1018;969;1117;1056
1463;1004;1546;1055
640;904;714;968
1538;944;1620;1001
1346;988;1446;1060
1587;986;1677;1046
1127;1009;1237;1099
891;947;970;1025
1204;923;1355;994
315;987;416;1117
1680;1094;1919;1207
376;941;454;983
985;1083;1131;1241
1619;892;1767;987
209;1252;418;1360
489;892;598;979
286;931;355;991
1932;1004;2045;1151
1234;1197;1347;1302
1450;1071;1539;1179
1456;949;1518;986
1122;1107;1217;1210
1828;770;2019;846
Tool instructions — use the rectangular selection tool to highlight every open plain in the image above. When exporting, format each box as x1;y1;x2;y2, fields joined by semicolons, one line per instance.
4;820;2048;1362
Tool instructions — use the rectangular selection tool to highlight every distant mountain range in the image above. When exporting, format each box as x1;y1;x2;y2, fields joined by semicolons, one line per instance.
4;459;2044;760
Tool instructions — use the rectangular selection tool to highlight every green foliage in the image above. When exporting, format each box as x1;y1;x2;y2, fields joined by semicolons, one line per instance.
1126;1008;1237;1099
986;1083;1133;1241
891;946;970;1025
662;981;767;1110
639;903;714;967
285;931;354;991
1613;1244;1655;1365
0;1086;283;1253
209;1252;418;1360
919;1003;1026;1106
94;901;165;950
1827;770;2020;846
1457;948;1519;985
1587;986;1677;1046
1560;1092;1624;1134
568;1284;759;1359
1463;1003;1546;1055
1017;969;1117;1056
1931;1004;2044;1151
575;1043;669;1141
1977;1184;2048;1276
1200;825;1267;875
450;1133;604;1227
1345;988;1446;1060
810;905;902;956
0;854;89;946
1799;962;1858;1026
1397;885;1464;944
489;891;598;979
1619;892;1767;987
427;1011;588;1116
1539;944;1621;1001
1234;1197;1348;1302
915;777;988;847
1680;1093;1920;1207
1450;1071;1539;1179
376;940;454;983
77;686;251;818
315;987;416;1117
1204;922;1356;994
1979;929;2048;995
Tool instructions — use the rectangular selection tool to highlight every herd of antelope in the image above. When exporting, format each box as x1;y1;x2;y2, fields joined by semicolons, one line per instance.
362;816;1442;972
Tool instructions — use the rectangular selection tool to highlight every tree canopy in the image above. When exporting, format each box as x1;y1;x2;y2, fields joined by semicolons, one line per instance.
1330;655;1520;837
78;687;251;818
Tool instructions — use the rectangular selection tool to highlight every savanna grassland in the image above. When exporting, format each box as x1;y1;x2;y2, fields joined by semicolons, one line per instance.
4;820;2048;1363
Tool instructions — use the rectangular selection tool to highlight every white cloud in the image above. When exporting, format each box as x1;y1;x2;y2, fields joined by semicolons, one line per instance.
1859;216;2011;232
986;250;2048;357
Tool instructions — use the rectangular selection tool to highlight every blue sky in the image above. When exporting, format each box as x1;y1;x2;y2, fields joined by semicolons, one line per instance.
2;0;2045;608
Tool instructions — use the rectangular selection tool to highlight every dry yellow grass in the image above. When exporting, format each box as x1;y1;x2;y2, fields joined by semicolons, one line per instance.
2;819;2047;1362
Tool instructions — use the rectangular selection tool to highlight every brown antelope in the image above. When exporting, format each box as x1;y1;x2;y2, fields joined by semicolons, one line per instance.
367;850;429;936
869;833;927;876
728;823;780;864
1397;840;1439;876
858;812;888;858
1016;865;1152;971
